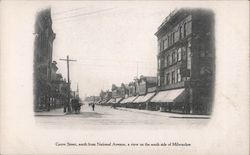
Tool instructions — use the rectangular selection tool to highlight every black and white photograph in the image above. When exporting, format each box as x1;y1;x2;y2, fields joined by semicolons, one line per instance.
0;1;249;155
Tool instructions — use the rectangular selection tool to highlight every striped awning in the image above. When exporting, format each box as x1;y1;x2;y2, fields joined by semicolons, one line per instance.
132;92;155;103
151;88;185;103
120;96;138;104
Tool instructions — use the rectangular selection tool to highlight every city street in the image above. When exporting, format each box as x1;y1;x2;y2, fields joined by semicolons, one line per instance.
35;104;210;130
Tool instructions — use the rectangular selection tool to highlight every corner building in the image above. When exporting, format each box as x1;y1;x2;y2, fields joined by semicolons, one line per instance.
153;9;215;115
34;8;56;111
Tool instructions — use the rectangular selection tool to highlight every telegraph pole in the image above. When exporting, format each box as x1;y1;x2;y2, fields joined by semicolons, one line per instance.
59;55;76;113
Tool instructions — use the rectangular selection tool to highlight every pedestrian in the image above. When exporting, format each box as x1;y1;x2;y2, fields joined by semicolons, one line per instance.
92;103;95;111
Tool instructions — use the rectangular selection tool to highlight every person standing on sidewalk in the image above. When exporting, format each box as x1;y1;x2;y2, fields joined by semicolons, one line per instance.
92;103;95;111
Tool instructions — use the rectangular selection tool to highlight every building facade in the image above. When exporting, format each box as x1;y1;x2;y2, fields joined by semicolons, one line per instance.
154;9;214;114
137;76;157;95
34;8;56;111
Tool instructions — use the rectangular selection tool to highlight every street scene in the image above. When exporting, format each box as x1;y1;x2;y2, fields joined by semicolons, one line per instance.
33;6;214;126
35;104;210;130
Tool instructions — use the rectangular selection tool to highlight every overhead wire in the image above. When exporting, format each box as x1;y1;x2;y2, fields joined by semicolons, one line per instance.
52;6;90;15
53;7;117;22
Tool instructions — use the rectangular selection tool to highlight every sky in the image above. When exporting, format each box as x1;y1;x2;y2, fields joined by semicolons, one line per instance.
49;3;175;97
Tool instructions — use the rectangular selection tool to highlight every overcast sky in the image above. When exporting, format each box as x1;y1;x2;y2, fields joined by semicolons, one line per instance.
48;3;175;97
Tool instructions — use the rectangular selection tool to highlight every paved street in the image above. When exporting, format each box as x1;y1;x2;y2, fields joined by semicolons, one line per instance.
35;104;210;130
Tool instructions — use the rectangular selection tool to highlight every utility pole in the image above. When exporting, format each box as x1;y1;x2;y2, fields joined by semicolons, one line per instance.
59;55;76;113
76;83;79;98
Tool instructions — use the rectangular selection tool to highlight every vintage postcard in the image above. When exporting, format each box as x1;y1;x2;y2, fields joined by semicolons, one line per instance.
0;1;249;155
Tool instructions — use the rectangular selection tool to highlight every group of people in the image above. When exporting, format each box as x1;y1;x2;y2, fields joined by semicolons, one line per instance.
69;99;96;114
71;98;82;114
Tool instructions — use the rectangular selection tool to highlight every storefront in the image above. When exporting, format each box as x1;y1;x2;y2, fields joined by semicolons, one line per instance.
132;92;156;109
112;97;124;107
121;96;138;108
150;88;185;112
106;98;115;106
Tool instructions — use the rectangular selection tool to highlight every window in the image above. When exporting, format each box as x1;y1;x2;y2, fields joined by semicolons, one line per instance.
177;69;181;82
177;48;182;61
157;75;160;86
172;32;175;43
160;58;164;69
161;41;163;51
158;59;161;70
187;46;191;70
166;73;170;85
160;74;164;86
164;54;168;67
184;23;187;37
175;51;177;62
157;42;160;53
200;51;205;57
179;26;183;39
164;70;168;85
168;35;170;46
171;71;175;84
167;55;171;66
186;21;192;36
172;52;176;64
163;39;168;50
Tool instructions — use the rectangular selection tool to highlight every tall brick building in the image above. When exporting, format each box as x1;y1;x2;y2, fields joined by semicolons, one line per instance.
152;9;215;114
34;8;56;111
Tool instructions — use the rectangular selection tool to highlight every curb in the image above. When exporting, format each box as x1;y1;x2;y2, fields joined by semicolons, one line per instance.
116;107;210;119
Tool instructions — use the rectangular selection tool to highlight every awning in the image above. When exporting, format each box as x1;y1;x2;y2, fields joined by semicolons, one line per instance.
107;98;116;104
120;96;138;104
115;97;123;103
100;100;107;104
133;92;155;103
150;88;185;103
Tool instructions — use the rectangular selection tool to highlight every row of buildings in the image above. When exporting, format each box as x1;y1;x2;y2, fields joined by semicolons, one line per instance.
33;8;79;112
88;9;214;115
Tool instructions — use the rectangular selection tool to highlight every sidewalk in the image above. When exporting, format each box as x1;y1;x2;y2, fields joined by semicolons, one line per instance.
116;107;210;119
34;108;66;116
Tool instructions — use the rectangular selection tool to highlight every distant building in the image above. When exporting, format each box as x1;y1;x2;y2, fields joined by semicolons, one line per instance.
127;76;156;109
85;96;101;103
98;90;112;105
137;75;157;95
152;9;215;114
34;8;56;111
111;84;128;99
128;81;137;97
123;75;157;108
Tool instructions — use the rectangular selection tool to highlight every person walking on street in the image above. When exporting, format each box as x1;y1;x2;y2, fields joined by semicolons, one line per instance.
92;103;95;111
